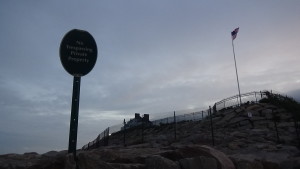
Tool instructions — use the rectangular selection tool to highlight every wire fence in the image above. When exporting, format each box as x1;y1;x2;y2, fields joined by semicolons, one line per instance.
82;128;109;150
82;90;269;150
215;91;268;111
151;110;210;126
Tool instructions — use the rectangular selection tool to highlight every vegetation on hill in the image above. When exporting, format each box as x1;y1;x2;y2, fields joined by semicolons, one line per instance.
260;91;300;121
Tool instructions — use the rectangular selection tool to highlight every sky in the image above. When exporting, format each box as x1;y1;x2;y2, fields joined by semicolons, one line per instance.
0;0;300;154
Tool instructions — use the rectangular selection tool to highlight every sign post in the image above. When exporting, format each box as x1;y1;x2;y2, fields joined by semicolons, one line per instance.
68;76;81;155
59;29;98;159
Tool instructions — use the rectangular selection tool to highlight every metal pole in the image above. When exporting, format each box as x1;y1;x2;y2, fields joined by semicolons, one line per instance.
123;119;126;146
255;92;257;102
106;127;110;146
260;91;262;99
209;106;215;146
232;40;242;105
103;129;107;147
174;111;177;140
68;76;81;159
142;118;144;143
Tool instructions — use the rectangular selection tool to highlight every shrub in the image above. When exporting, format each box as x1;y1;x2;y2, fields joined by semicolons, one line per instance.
262;91;300;121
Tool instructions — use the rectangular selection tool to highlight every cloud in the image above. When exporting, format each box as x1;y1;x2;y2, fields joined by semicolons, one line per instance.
1;0;300;154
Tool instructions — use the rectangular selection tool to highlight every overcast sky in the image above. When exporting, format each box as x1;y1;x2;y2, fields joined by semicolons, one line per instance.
1;0;300;154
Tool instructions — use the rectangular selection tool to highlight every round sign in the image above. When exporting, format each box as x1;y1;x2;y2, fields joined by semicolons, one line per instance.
60;29;98;77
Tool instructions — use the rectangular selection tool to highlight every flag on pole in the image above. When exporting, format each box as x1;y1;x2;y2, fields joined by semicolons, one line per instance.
231;27;239;40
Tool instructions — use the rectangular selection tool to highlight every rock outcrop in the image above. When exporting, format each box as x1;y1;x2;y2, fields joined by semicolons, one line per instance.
1;102;299;169
0;145;235;169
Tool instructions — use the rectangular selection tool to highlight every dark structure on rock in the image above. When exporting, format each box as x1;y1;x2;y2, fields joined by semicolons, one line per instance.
123;113;152;130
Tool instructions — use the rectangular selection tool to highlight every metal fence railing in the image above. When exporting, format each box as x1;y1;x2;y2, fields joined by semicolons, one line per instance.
214;91;268;111
82;127;109;150
151;110;210;126
82;90;270;150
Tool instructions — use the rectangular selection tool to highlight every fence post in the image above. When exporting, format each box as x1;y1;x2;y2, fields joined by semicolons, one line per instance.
255;92;257;102
272;109;280;143
209;106;215;146
142;118;144;143
96;134;100;148
260;91;262;99
106;127;110;146
102;130;106;147
174;111;177;140
213;104;217;114
123;119;126;147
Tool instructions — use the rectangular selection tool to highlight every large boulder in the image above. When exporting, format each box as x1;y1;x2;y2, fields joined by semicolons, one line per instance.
280;157;300;169
0;153;36;169
145;155;180;169
108;163;145;169
64;154;76;169
160;145;235;169
198;145;235;169
215;112;237;127
179;156;218;169
229;154;264;169
77;152;114;169
246;104;262;111
0;152;66;169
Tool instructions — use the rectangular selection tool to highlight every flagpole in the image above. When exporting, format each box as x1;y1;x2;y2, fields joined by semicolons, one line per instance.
232;39;242;105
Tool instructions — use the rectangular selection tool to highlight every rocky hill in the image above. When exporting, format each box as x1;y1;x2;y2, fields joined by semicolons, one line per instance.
1;99;300;169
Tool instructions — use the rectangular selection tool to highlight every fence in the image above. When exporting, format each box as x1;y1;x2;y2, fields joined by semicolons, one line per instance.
215;91;268;111
151;110;210;126
82;128;109;150
82;90;270;150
